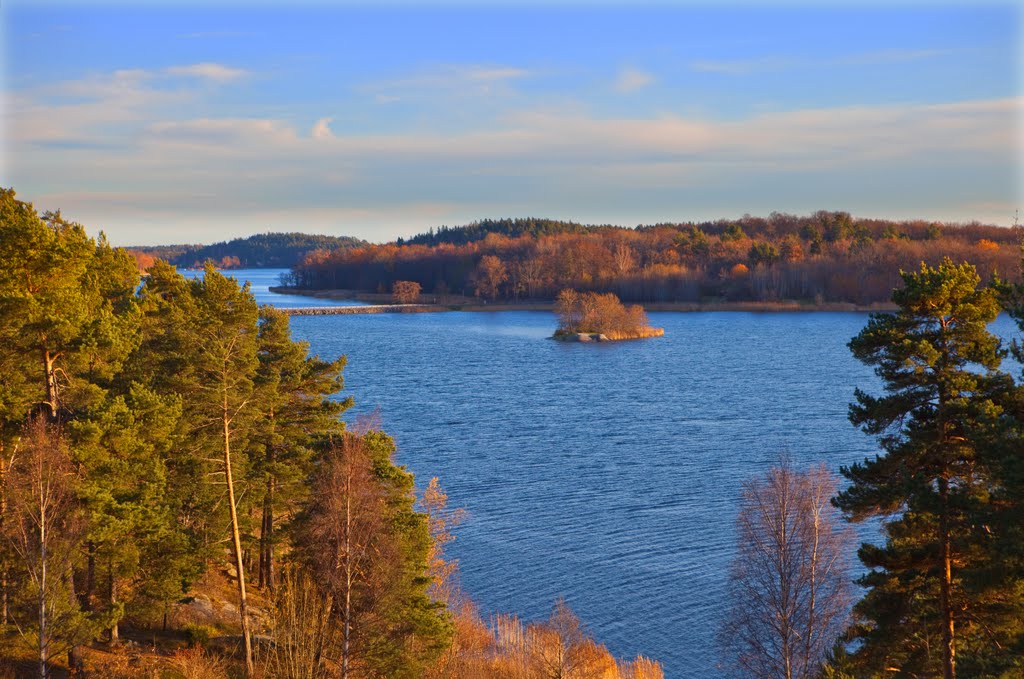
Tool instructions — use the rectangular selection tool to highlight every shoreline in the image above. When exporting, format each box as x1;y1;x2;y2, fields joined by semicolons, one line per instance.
270;286;897;313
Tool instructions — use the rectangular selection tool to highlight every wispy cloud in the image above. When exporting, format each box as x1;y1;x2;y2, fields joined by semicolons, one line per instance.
836;48;954;65
362;64;530;98
690;47;954;75
615;67;654;93
690;57;794;75
164;62;247;81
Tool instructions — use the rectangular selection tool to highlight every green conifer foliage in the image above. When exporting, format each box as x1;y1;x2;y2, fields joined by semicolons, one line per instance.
294;431;452;678
838;258;1010;678
252;305;351;591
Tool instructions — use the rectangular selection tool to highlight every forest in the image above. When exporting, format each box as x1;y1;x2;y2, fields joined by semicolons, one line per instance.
2;185;1023;679
128;233;366;272
290;213;1021;305
0;190;664;678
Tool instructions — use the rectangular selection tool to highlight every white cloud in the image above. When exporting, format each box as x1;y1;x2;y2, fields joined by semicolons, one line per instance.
7;77;1019;242
614;67;654;93
311;117;335;140
164;62;247;81
145;118;298;146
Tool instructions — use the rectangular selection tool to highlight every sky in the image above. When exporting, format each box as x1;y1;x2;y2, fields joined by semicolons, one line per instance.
2;2;1021;245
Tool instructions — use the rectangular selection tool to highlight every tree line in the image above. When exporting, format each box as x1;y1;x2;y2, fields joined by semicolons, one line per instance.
290;211;1020;305
128;232;366;271
0;188;663;677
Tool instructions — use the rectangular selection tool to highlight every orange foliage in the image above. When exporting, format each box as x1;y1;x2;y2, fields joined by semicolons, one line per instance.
391;280;422;304
730;263;750;276
126;249;157;272
555;289;654;337
292;212;1020;305
427;599;664;679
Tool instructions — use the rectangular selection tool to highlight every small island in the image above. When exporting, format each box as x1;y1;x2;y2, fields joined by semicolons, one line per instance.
552;289;665;342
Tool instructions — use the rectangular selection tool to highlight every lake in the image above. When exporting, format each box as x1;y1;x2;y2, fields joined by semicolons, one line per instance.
187;269;1019;677
180;268;365;308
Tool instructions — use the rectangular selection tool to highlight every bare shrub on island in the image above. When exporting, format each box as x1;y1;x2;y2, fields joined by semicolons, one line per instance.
554;289;663;340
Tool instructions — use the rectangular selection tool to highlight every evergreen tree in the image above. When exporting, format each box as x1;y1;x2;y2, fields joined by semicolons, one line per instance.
186;264;261;676
251;306;351;591
837;259;1010;678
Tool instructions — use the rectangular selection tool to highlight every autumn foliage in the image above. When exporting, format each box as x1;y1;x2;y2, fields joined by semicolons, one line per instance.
554;289;662;339
291;212;1020;305
428;599;664;679
392;280;422;304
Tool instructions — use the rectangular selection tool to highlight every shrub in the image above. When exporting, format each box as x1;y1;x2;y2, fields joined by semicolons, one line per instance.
183;623;218;648
392;280;422;304
554;289;654;337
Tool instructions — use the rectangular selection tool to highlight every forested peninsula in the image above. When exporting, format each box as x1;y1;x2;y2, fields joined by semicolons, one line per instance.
289;214;1020;306
0;189;664;677
128;233;366;271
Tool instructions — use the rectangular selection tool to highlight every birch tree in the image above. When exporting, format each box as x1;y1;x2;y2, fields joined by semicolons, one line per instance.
719;460;853;679
3;419;87;678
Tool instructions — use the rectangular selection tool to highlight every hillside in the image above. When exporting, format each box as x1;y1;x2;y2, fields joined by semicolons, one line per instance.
129;232;366;269
293;211;1022;306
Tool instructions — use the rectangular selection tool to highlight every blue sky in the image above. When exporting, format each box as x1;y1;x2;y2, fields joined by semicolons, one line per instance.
3;2;1020;245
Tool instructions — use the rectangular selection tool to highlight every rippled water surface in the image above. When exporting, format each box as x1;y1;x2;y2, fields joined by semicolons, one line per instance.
209;272;1014;678
290;308;897;677
181;268;364;308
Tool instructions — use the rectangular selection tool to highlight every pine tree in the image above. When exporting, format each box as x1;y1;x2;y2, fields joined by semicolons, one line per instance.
187;264;261;676
251;306;350;591
837;258;1009;678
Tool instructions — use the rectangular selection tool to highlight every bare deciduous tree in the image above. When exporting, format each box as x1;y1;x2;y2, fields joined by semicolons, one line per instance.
301;433;386;679
719;460;853;679
269;565;338;679
4;418;84;679
421;476;465;608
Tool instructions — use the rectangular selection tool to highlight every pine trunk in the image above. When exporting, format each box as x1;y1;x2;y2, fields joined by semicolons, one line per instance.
223;392;254;677
109;558;119;643
939;479;956;679
259;477;275;591
42;349;59;421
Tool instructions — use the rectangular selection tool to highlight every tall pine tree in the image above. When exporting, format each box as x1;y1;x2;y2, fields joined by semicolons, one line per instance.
837;259;1010;678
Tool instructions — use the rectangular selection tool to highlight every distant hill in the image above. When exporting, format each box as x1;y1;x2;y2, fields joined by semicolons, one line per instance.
128;232;367;269
400;218;611;246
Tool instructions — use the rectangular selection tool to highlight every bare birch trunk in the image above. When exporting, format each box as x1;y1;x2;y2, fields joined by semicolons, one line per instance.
342;455;352;679
38;477;47;679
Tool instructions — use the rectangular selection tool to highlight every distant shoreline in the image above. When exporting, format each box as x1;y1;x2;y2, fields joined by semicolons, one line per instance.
270;286;897;313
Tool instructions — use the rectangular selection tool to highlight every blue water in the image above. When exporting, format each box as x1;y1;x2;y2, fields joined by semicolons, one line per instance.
285;309;898;676
201;270;1020;677
179;268;365;308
